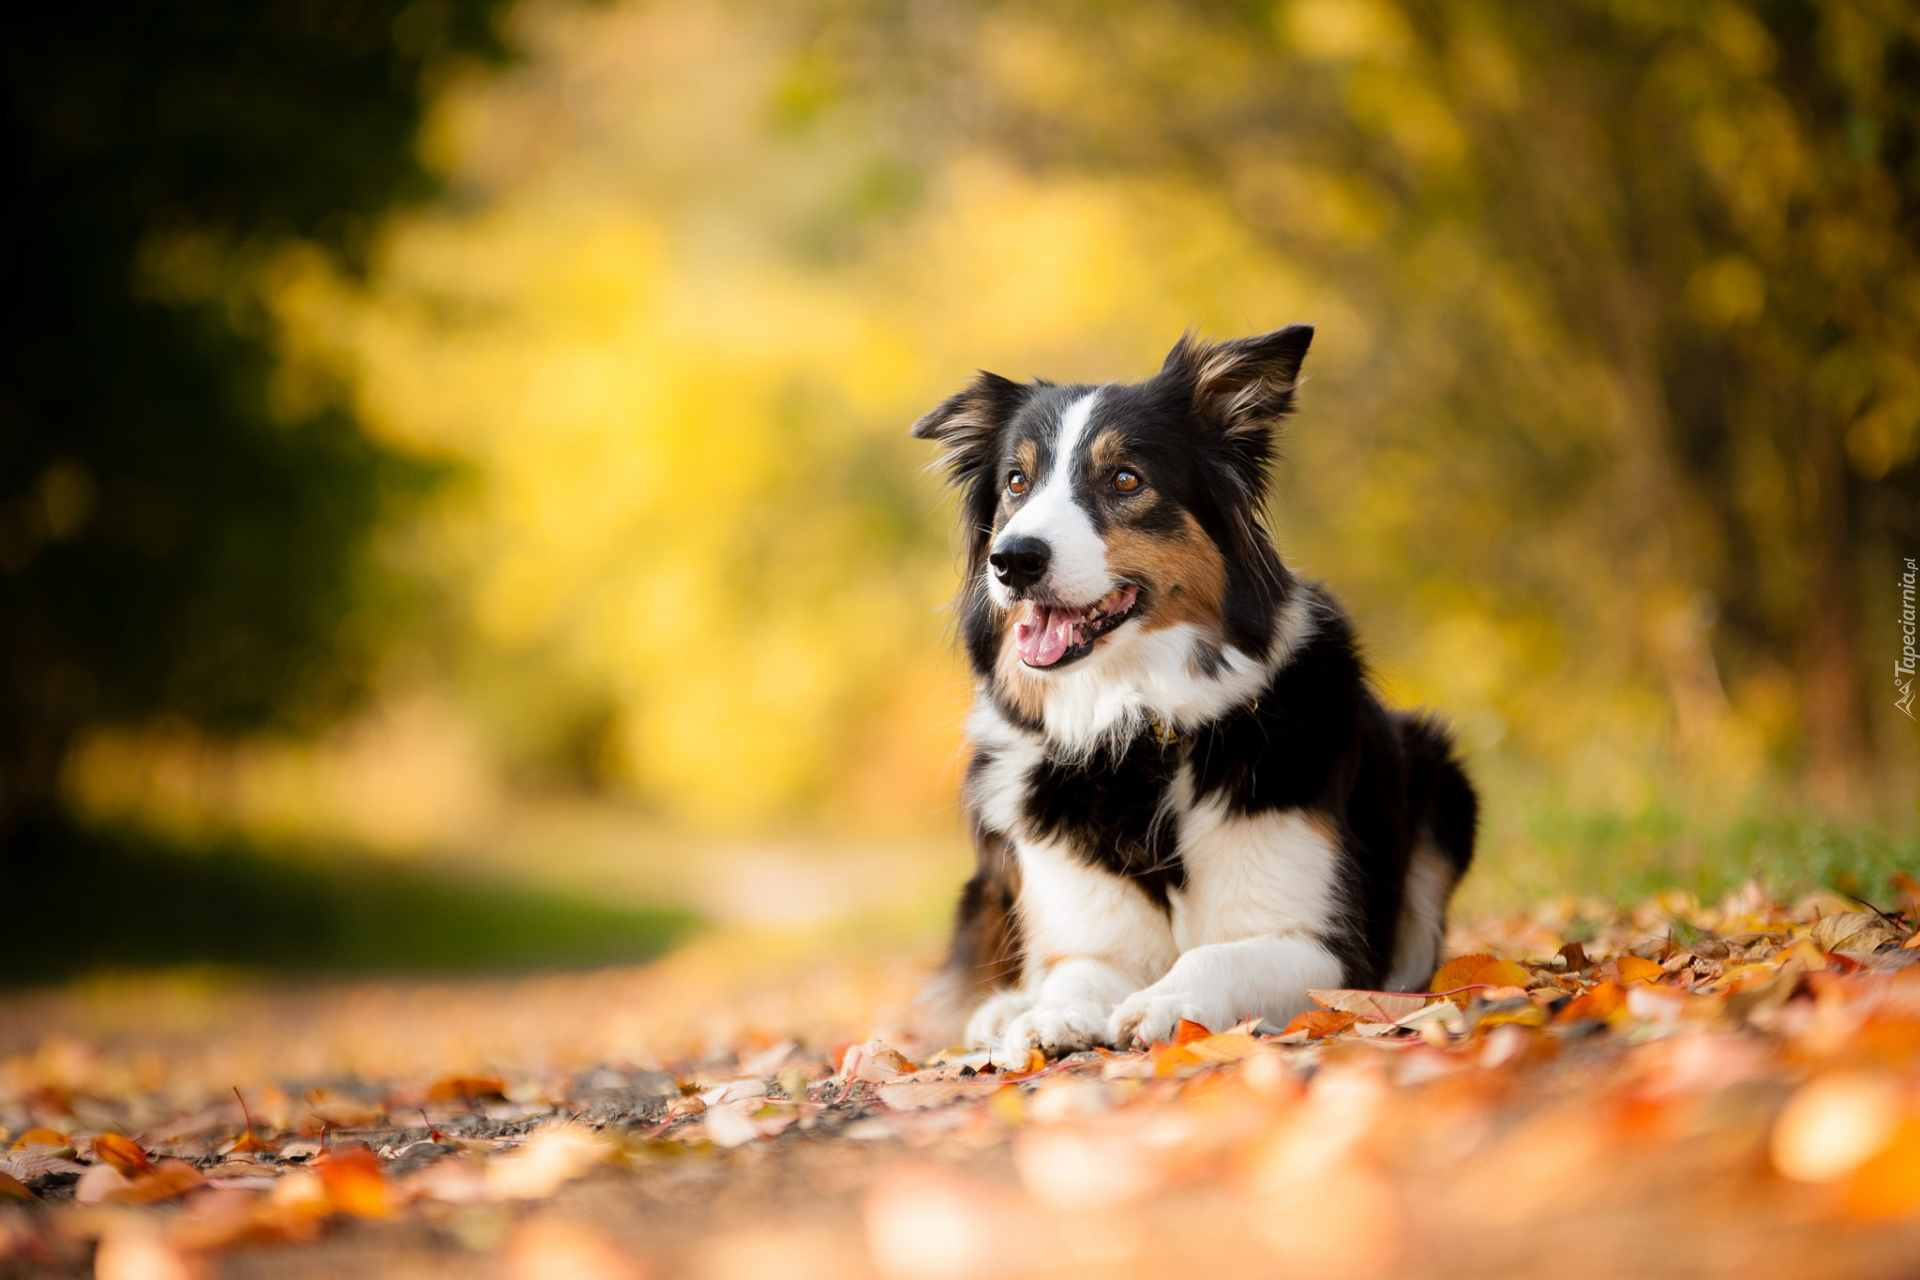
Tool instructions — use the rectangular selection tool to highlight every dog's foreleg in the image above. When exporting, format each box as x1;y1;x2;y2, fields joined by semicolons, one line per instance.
992;841;1176;1058
1107;933;1343;1046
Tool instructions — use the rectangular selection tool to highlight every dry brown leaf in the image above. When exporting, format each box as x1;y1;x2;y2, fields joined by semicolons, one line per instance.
842;1040;917;1083
1308;989;1428;1022
1810;913;1903;955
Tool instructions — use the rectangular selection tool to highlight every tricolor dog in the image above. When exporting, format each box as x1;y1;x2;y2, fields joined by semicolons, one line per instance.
913;326;1478;1055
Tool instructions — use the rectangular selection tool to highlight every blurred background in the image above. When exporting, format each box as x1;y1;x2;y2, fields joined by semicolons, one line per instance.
5;0;1917;984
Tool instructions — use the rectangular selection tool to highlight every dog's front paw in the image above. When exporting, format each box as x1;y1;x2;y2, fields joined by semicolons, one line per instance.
1000;1001;1111;1059
1108;986;1213;1047
964;989;1035;1047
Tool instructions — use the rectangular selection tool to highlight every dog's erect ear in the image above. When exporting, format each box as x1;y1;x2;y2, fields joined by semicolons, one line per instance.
911;371;1031;486
1162;324;1314;435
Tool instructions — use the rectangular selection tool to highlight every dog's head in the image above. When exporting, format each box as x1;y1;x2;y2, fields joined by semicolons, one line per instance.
914;326;1312;725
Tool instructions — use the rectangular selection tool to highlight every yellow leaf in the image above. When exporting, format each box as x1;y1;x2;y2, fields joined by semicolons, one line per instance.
1615;955;1664;986
0;1171;34;1202
11;1128;68;1150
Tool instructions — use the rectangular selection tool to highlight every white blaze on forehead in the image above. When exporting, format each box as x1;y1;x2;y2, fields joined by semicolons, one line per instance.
996;390;1110;606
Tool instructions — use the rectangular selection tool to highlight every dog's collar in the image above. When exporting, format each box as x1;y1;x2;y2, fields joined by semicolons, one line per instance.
1143;696;1261;750
1145;713;1182;748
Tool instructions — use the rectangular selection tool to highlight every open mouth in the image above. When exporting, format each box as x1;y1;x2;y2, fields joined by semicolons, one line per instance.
1012;585;1140;669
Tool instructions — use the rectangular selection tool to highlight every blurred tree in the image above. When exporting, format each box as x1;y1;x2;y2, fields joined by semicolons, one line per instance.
0;2;506;851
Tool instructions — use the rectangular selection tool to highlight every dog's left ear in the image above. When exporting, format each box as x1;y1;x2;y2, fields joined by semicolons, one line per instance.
1162;324;1314;436
910;370;1031;488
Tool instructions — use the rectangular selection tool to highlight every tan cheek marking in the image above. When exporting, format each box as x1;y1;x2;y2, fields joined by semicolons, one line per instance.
994;615;1049;723
1105;512;1228;634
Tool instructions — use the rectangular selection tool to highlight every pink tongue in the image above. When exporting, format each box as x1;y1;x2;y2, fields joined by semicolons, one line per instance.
1014;605;1076;667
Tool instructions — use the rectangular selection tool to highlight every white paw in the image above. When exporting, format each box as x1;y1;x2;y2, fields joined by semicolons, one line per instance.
964;989;1035;1047
1108;986;1213;1047
999;1001;1111;1058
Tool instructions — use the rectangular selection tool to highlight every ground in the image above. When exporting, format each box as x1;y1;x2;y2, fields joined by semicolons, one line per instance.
6;881;1920;1280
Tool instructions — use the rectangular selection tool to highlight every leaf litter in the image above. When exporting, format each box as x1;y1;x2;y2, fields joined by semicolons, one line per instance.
3;883;1920;1277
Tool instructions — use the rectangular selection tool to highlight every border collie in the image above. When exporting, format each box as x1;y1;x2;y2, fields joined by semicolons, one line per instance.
913;326;1478;1055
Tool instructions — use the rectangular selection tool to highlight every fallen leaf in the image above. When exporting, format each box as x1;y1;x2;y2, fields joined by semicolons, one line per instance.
1556;981;1625;1023
1308;989;1428;1022
10;1127;69;1150
1186;1031;1265;1062
1174;1018;1212;1046
1280;1009;1358;1040
842;1040;917;1084
313;1141;390;1217
1810;913;1903;955
485;1123;610;1200
1615;955;1665;986
304;1091;384;1130
89;1132;155;1177
108;1158;206;1205
0;1171;34;1202
427;1074;509;1104
1431;954;1499;997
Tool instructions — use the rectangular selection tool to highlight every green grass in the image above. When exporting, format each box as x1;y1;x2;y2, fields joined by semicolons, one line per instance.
4;818;700;987
1465;802;1920;915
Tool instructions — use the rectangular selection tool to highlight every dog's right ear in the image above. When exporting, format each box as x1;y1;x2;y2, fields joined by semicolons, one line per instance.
910;371;1030;486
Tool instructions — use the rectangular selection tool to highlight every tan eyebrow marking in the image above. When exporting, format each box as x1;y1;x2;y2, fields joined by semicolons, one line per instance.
1087;429;1130;478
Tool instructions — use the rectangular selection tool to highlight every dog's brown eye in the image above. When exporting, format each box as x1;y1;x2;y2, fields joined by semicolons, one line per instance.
1007;471;1028;495
1114;470;1141;493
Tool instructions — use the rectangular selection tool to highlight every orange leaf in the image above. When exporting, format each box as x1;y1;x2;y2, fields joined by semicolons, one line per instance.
427;1074;508;1104
1430;954;1497;996
1173;1018;1212;1046
11;1128;68;1150
1474;959;1534;989
1186;1031;1265;1062
1281;1009;1358;1039
314;1142;390;1218
0;1171;34;1202
225;1129;280;1155
89;1132;154;1177
1557;980;1625;1023
1616;955;1664;986
108;1158;207;1205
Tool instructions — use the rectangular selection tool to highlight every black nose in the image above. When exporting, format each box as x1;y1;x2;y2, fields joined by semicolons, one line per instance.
989;535;1051;591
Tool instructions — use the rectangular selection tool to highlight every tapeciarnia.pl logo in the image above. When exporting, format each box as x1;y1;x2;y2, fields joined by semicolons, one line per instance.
1899;557;1917;720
